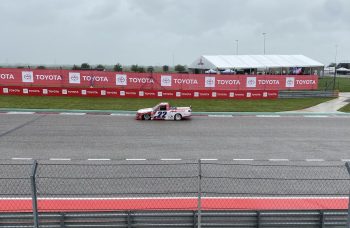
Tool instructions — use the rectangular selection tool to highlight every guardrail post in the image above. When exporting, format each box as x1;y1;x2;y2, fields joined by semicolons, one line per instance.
30;160;39;228
257;211;261;228
59;213;65;228
197;159;202;228
345;162;350;228
127;211;132;228
320;210;325;228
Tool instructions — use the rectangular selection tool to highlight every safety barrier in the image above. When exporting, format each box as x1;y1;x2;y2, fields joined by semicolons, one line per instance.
279;90;339;98
0;68;319;90
0;86;279;99
0;160;349;227
0;210;348;227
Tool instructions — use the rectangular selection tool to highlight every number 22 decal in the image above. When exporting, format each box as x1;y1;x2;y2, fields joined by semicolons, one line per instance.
156;111;167;119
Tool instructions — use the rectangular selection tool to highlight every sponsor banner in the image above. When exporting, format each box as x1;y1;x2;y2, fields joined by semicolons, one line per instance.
178;91;194;98
104;89;119;97
4;87;22;95
43;88;61;96
0;86;279;99
0;68;318;90
81;88;100;97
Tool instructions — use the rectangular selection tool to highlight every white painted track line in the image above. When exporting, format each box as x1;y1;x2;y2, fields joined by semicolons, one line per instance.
49;158;71;161
256;115;281;118
126;158;147;161
269;159;289;161
60;112;86;115
12;157;32;160
306;159;325;162
208;115;233;118
304;115;328;118
160;158;182;161
200;158;218;161
87;158;111;161
233;159;254;161
110;113;134;116
7;112;35;115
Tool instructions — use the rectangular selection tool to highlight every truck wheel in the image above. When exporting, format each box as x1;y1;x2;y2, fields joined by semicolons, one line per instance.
143;114;151;120
174;114;182;121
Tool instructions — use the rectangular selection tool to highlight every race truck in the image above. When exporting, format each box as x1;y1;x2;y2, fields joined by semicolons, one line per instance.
136;102;192;121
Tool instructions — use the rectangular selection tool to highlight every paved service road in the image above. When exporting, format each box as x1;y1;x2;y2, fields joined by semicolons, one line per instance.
0;114;349;160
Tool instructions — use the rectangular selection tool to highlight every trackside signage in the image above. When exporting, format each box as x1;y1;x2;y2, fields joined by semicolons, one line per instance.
0;68;318;91
0;86;279;99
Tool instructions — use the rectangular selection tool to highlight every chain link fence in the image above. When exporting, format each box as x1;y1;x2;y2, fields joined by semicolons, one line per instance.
0;160;349;227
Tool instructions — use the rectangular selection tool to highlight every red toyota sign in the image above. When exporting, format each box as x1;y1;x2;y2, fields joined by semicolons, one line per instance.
0;68;318;91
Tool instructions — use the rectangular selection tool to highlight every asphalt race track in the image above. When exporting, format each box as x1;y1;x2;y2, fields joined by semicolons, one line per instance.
0;113;350;212
0;113;349;160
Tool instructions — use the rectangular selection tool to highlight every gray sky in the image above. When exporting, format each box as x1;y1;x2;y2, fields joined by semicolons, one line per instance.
1;0;349;66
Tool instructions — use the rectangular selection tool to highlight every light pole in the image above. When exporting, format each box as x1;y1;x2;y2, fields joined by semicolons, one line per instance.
235;40;239;55
262;33;266;55
333;44;338;91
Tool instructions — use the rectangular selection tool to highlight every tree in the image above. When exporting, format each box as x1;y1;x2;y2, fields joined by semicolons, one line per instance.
72;65;80;70
36;65;46;69
96;64;105;71
131;65;139;72
138;67;145;73
174;64;186;73
81;63;90;70
162;65;169;72
328;63;336;67
113;63;123;72
147;66;154;73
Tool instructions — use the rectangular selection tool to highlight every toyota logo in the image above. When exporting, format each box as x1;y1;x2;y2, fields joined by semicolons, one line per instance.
71;75;79;81
118;77;126;83
162;78;171;84
287;79;293;85
248;79;255;85
206;79;214;85
24;74;31;80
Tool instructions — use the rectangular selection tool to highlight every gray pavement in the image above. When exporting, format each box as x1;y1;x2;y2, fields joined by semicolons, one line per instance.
0;114;349;198
0;114;349;160
293;92;350;113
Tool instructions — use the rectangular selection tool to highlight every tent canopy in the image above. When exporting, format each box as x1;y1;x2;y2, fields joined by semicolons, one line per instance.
189;55;324;70
337;67;350;72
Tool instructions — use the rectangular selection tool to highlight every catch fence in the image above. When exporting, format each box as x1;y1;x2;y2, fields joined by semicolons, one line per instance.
0;160;349;227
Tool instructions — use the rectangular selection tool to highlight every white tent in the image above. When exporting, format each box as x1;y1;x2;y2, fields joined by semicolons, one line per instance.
189;55;324;70
221;69;236;74
204;69;217;74
337;67;350;72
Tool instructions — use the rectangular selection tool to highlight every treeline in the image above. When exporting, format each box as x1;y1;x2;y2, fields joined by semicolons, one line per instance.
2;63;188;73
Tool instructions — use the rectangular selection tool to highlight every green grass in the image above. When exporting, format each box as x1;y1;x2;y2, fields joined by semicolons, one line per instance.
339;104;350;113
0;96;332;112
318;76;350;92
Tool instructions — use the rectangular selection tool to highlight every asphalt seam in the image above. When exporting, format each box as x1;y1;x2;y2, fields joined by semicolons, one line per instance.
0;115;44;138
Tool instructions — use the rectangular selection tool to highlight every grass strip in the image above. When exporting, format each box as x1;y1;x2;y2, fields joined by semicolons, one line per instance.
339;103;350;113
0;96;332;112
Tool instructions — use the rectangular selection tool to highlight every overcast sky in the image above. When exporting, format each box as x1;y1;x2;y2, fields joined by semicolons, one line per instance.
1;0;349;66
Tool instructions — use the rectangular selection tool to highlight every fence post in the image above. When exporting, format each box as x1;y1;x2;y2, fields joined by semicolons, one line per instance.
197;159;202;228
30;160;39;228
345;162;350;228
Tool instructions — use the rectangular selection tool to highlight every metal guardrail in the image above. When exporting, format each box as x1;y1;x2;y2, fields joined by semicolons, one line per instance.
0;160;349;227
279;90;339;98
0;210;348;227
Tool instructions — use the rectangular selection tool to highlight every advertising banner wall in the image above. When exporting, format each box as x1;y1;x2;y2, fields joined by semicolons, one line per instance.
0;68;318;91
0;86;279;99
